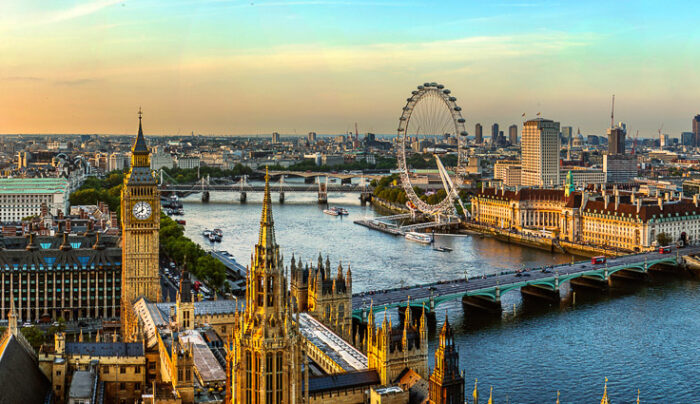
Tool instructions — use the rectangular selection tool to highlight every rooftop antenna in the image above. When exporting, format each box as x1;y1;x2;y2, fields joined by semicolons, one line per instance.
610;94;615;128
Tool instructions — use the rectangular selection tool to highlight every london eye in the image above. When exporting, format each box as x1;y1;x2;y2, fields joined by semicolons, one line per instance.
396;82;467;217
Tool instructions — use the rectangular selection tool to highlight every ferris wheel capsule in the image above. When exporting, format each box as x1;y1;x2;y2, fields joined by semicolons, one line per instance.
454;106;462;111
423;82;431;87
460;131;468;136
437;84;444;89
443;89;451;94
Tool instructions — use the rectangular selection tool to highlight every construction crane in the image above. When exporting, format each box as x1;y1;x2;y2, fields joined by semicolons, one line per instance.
633;130;639;154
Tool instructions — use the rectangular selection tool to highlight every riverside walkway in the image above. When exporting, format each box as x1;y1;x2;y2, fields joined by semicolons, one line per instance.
351;246;700;320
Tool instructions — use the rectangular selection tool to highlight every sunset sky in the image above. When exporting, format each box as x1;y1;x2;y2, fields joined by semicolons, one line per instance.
2;0;699;137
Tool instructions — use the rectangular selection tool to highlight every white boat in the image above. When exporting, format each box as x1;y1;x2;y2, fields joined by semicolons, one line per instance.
323;208;340;216
405;231;433;244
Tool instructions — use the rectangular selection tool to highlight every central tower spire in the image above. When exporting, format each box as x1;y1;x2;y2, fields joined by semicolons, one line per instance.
258;167;276;249
231;165;304;403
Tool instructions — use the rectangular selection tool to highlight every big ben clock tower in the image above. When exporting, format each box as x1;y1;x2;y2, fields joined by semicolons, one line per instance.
121;108;161;341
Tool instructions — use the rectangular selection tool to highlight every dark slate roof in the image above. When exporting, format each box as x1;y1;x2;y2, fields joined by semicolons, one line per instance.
132;120;149;153
582;198;699;221
0;336;51;404
478;187;566;202
66;342;144;357
306;369;380;394
0;234;121;271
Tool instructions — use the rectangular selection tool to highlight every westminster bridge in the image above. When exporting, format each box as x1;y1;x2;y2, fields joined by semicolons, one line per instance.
350;246;700;321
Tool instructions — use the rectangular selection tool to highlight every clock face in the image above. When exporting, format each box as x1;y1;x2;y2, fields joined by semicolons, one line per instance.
132;201;152;220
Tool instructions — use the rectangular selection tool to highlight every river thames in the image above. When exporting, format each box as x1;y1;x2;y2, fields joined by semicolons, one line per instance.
179;190;700;403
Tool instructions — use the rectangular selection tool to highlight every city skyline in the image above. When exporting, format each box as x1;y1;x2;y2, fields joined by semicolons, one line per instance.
2;1;700;136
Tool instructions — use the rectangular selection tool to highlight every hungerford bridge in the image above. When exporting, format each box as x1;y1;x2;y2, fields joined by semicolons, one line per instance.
158;170;385;203
350;246;700;322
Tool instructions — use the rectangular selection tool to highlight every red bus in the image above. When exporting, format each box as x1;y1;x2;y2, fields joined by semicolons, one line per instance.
659;246;672;254
591;256;606;265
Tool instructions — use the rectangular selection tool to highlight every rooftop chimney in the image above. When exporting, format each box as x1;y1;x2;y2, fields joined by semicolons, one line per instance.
637;198;642;214
615;193;620;211
694;194;698;208
59;232;71;251
658;197;663;211
604;194;610;207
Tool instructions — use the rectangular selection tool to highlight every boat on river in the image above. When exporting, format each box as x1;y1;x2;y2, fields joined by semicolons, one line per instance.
405;231;433;244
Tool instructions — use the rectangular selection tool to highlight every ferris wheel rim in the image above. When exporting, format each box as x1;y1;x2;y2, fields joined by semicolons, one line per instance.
396;83;466;215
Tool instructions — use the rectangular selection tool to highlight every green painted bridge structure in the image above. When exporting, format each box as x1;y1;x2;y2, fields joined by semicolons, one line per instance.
351;247;700;321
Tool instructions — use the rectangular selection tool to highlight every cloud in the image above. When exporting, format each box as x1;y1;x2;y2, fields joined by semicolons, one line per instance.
54;78;100;86
4;76;43;82
184;31;597;73
0;0;123;30
44;0;123;24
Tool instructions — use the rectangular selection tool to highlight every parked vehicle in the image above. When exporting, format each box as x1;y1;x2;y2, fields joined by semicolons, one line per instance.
591;256;606;265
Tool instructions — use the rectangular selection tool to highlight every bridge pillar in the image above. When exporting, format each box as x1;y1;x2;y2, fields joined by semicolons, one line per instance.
279;192;285;204
360;192;372;205
609;269;648;285
201;191;210;203
520;285;560;303
318;192;328;204
570;276;609;292
461;295;502;315
239;192;247;203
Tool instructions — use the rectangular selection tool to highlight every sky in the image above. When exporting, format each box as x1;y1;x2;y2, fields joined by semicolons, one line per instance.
1;0;700;137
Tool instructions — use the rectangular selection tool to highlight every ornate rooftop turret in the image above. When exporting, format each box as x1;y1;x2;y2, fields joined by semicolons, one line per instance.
428;313;464;404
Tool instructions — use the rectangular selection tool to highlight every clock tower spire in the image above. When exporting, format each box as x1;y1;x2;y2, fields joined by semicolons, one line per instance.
121;108;161;341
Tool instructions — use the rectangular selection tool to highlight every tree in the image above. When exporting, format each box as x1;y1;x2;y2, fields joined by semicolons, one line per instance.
21;326;45;351
656;232;672;246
